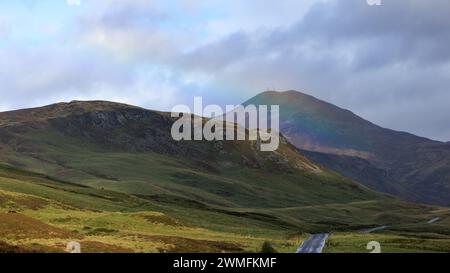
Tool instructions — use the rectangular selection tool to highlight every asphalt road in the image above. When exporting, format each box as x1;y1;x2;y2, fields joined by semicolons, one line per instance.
296;233;329;253
362;225;388;233
296;217;442;253
363;217;442;233
428;217;441;224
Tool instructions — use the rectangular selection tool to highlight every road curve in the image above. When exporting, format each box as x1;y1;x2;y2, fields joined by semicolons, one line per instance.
296;233;329;253
428;217;441;224
362;225;388;233
362;217;441;233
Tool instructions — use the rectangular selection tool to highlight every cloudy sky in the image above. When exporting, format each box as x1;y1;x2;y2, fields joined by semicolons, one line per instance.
0;0;449;141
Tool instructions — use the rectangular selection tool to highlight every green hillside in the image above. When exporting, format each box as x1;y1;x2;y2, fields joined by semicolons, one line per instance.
0;100;376;210
0;101;449;253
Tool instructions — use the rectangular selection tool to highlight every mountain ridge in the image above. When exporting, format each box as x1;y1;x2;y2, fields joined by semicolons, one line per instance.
245;90;450;206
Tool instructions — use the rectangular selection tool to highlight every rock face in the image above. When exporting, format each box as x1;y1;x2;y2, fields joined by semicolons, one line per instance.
245;91;450;206
48;107;192;155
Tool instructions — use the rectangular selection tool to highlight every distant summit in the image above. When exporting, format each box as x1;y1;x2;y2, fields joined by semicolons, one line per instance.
245;90;450;206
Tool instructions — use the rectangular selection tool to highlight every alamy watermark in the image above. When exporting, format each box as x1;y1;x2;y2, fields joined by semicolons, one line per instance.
171;97;280;152
367;241;381;253
66;241;81;253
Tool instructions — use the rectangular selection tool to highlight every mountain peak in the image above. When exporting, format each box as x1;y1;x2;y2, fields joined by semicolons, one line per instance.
249;90;356;116
256;90;318;100
246;90;434;157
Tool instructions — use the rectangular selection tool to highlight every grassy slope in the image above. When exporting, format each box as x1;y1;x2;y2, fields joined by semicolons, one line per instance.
0;164;303;253
0;125;379;206
2;163;450;253
1;127;437;230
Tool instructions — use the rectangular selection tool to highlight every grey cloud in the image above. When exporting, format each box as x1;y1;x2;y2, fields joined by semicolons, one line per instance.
81;0;167;29
184;0;450;71
302;0;450;67
180;32;252;72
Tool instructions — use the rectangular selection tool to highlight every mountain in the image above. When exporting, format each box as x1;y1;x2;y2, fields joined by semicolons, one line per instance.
0;100;387;209
1;100;449;252
245;91;450;206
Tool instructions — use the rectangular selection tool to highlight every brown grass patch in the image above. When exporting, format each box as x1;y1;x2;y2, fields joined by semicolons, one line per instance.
136;234;244;253
0;241;61;253
0;192;50;210
142;214;186;227
79;241;134;253
0;213;82;240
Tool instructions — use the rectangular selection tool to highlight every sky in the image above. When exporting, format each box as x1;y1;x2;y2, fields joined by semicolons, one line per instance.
0;0;449;141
